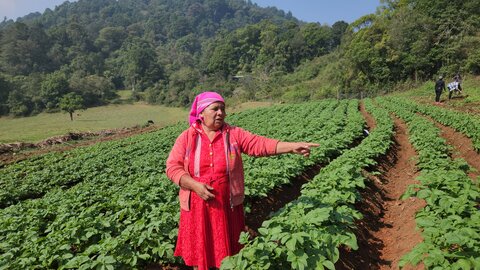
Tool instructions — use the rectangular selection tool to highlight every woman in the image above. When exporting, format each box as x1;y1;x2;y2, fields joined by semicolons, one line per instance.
166;92;319;270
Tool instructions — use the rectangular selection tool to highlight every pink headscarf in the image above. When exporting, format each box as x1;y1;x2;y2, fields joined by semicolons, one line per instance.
189;92;225;125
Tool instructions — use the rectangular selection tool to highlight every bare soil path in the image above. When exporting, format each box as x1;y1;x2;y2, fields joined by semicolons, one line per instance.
337;103;425;270
374;118;425;270
429;118;480;181
0;125;159;166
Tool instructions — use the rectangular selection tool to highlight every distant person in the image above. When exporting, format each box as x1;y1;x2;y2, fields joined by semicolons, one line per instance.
166;91;319;270
447;76;463;99
454;73;462;83
434;76;446;104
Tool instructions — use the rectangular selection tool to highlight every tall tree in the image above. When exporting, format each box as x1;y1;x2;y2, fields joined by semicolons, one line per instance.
40;71;69;110
0;76;11;115
0;22;51;75
331;20;348;48
109;38;164;91
95;26;127;55
69;74;116;106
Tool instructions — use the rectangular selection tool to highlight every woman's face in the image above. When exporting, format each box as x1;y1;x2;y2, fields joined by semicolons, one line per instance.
200;102;226;130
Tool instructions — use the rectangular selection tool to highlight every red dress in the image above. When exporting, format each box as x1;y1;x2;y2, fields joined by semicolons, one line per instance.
174;128;245;270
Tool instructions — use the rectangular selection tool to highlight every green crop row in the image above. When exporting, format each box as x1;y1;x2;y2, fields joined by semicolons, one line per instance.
0;100;365;269
0;123;185;208
393;97;480;152
221;99;394;270
380;97;480;269
240;100;365;203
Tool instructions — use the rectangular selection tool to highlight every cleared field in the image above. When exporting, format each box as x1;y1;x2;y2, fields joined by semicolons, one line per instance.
397;75;480;115
0;103;188;143
0;100;275;144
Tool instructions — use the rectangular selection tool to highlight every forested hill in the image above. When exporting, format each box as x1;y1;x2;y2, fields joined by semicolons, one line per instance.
0;0;347;116
274;0;480;101
1;0;478;118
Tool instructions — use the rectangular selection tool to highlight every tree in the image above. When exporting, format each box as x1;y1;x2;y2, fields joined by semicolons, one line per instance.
0;76;11;115
109;38;164;91
300;23;332;58
95;26;127;55
59;92;84;121
69;74;116;106
40;71;69;110
0;22;51;75
206;38;238;78
7;89;32;116
331;20;348;48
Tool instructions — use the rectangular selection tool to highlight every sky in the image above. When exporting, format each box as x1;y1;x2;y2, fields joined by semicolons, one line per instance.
251;0;381;25
0;0;381;25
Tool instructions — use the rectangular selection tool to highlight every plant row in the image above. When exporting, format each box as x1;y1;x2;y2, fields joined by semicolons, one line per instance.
239;100;365;203
0;123;185;208
0;100;365;269
0;99;358;209
392;97;480;152
221;99;395;270
379;97;480;269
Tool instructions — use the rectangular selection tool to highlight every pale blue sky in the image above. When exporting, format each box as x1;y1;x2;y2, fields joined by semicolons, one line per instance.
252;0;381;25
0;0;381;25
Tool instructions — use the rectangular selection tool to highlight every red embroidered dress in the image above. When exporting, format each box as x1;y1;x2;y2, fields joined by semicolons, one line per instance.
174;123;245;270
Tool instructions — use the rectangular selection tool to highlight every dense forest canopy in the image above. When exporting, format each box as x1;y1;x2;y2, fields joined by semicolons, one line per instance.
0;0;479;116
0;0;345;115
266;0;480;101
338;0;480;93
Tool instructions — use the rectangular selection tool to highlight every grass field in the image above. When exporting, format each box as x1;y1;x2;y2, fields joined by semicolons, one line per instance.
0;104;188;143
0;101;274;144
394;75;480;114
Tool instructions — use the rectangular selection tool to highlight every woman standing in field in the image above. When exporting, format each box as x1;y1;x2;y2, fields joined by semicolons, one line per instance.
166;91;318;270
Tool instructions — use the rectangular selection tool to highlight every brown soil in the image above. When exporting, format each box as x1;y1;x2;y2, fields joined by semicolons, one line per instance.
373;118;425;270
360;102;377;130
337;105;426;270
429;118;480;181
244;163;323;235
0;125;159;166
417;96;480;115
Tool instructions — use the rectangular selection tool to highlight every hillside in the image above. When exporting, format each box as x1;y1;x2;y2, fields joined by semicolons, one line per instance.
1;0;480;269
1;0;478;117
238;0;480;102
0;0;348;117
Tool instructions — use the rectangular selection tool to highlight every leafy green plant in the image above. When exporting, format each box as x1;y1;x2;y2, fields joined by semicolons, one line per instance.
380;97;480;269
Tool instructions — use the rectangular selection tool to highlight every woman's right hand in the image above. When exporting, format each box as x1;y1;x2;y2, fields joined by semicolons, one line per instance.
193;182;215;201
179;175;215;201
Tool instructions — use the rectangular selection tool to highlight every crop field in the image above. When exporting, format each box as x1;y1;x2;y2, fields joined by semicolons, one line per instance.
0;97;479;270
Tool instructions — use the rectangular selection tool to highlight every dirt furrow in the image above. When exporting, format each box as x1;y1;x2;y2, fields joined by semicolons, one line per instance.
374;117;425;270
338;105;425;270
429;118;480;181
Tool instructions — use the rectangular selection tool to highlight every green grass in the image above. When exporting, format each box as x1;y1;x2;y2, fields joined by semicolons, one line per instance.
0;103;188;143
393;75;480;113
0;101;276;144
229;101;275;112
116;90;133;100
